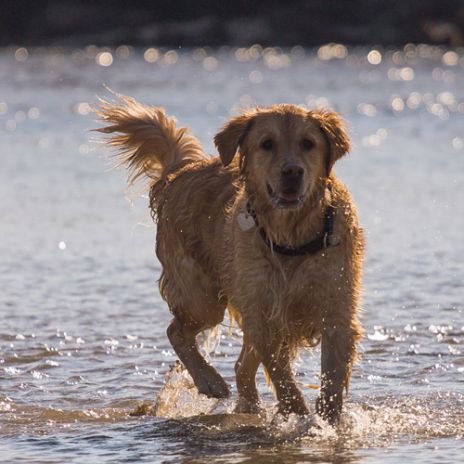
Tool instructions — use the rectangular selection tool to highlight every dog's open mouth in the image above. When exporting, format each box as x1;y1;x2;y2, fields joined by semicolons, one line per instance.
267;183;303;208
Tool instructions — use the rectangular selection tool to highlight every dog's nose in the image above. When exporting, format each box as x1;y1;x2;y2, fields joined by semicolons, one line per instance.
281;163;304;179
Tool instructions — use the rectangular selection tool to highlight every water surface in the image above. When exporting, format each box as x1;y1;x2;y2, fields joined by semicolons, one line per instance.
1;45;463;462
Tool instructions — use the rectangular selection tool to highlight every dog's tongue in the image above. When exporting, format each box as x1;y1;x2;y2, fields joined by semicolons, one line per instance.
280;190;300;202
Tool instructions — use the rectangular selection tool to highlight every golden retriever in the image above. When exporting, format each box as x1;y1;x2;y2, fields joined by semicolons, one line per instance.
96;96;363;425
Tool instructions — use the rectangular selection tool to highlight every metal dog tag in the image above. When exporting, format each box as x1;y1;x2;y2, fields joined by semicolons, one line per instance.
237;212;255;231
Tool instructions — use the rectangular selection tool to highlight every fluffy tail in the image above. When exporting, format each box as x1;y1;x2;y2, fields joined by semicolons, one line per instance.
94;95;206;188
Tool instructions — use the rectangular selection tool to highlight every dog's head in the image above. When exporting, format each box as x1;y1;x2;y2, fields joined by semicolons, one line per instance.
214;105;350;209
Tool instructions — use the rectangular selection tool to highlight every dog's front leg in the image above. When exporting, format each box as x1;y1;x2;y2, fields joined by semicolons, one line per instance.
234;337;261;414
316;326;355;425
258;342;309;417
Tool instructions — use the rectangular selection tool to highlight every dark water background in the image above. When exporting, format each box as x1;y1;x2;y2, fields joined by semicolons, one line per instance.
1;45;463;462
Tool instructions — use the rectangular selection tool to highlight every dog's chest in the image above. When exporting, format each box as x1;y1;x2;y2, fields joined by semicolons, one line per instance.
232;241;337;320
271;255;334;310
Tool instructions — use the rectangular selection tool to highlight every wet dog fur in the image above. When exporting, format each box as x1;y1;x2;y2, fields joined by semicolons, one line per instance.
96;96;364;424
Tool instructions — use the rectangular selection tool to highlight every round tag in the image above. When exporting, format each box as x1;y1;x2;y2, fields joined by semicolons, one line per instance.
237;212;255;231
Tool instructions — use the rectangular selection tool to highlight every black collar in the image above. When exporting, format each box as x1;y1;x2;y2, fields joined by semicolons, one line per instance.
245;186;338;257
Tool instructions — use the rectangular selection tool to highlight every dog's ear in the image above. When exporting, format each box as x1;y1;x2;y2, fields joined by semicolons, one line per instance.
309;110;350;175
214;112;254;166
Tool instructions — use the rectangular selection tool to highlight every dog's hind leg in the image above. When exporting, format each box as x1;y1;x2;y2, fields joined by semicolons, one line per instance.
167;315;230;399
234;337;261;414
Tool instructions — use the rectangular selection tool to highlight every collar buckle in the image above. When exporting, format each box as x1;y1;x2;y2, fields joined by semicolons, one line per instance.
323;232;329;249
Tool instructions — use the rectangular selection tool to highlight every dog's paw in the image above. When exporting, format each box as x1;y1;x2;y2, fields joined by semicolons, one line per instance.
276;401;309;418
315;394;342;426
234;397;263;415
195;365;230;399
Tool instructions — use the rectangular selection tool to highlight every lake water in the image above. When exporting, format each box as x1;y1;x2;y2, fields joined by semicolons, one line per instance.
1;44;463;463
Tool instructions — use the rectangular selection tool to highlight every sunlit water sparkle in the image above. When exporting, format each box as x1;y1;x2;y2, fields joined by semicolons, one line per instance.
1;45;463;463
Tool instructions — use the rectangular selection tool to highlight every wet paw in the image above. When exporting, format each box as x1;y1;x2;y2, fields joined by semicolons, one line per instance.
234;397;263;415
194;365;230;399
277;400;309;417
315;394;341;426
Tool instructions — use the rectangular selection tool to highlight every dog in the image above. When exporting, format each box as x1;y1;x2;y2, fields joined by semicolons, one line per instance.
96;96;364;425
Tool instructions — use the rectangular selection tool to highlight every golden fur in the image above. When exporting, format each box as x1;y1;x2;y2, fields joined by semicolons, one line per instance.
96;96;364;424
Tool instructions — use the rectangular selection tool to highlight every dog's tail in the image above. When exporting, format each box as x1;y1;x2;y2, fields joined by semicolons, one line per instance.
94;95;206;188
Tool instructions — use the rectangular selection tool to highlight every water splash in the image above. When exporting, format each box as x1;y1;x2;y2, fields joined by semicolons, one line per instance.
149;363;464;446
151;361;230;418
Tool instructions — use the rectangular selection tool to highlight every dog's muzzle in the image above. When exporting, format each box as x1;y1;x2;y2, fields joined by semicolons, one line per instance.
267;183;303;208
267;163;305;208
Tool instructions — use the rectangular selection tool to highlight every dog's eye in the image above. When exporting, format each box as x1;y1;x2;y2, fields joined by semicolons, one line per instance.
302;138;315;150
261;139;274;151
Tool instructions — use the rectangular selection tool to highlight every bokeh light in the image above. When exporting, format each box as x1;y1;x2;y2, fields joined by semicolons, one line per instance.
14;47;28;62
144;48;159;63
96;51;113;66
367;50;382;65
